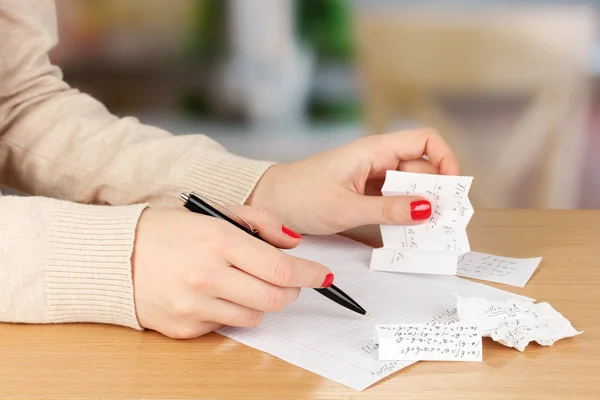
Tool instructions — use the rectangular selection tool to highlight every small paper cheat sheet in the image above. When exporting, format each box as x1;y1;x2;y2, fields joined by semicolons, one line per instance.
457;295;582;351
457;252;542;287
376;323;482;361
370;171;474;275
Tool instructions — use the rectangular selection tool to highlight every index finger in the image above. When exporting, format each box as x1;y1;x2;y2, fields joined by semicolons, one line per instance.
367;128;460;176
221;224;332;289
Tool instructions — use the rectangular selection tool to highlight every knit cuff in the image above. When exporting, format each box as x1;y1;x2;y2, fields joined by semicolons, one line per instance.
180;150;275;206
43;202;148;330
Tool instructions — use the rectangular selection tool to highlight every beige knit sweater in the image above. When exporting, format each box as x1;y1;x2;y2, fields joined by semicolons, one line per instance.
0;1;272;330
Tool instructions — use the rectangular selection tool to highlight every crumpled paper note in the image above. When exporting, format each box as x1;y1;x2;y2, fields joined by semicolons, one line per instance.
456;295;582;351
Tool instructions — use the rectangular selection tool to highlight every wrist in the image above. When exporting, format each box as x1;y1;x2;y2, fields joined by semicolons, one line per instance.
245;164;291;226
245;164;279;208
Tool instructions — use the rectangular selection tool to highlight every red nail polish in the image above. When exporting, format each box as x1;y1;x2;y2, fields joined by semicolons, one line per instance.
321;273;334;288
282;225;302;239
411;200;432;220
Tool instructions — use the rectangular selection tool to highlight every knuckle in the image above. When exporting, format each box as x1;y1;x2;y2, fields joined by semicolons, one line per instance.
252;206;277;228
205;223;229;252
254;205;270;218
186;270;216;293
187;220;228;255
379;200;396;221
196;321;221;336
289;287;301;302
187;218;213;240
273;258;293;286
172;299;197;319
419;127;439;138
247;310;264;327
186;271;203;290
362;133;382;147
266;288;286;312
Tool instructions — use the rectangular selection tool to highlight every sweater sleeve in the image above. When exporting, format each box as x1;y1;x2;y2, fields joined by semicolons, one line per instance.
0;195;147;329
0;0;273;329
0;0;274;208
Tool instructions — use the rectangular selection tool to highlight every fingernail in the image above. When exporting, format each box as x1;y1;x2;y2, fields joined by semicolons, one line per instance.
321;273;334;288
282;225;302;239
411;200;432;220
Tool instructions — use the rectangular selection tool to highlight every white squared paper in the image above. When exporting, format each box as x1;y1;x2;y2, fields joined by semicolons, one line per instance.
217;235;529;391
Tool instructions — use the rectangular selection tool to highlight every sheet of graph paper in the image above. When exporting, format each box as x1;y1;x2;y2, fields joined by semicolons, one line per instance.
457;252;542;287
371;171;474;275
216;235;529;391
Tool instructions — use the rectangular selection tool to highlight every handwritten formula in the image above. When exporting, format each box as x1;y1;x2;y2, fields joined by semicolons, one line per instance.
457;252;542;287
457;296;582;351
380;171;474;255
376;323;482;361
459;253;518;278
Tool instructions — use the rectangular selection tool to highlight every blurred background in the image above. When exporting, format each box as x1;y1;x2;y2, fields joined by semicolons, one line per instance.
50;0;600;209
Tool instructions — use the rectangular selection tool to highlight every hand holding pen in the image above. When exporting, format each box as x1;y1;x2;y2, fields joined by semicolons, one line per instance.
130;201;364;340
180;193;367;316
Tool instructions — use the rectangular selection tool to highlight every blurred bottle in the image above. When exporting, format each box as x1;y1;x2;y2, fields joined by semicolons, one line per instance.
182;0;313;126
181;0;359;126
218;0;314;126
297;0;360;123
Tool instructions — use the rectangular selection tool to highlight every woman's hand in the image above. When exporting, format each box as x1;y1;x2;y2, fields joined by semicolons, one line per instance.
247;129;460;234
131;207;331;339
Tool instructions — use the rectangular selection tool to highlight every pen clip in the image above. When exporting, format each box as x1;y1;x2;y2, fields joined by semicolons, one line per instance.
186;192;259;235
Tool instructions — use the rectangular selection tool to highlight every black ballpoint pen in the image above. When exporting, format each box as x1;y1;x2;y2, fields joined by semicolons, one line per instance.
179;192;368;316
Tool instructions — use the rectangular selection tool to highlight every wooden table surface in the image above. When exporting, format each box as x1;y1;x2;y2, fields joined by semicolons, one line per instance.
1;210;599;399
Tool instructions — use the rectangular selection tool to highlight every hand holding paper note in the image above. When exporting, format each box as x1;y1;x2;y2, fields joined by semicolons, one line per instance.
370;171;474;274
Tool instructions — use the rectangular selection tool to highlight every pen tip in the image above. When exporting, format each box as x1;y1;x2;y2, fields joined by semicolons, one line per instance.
365;313;370;317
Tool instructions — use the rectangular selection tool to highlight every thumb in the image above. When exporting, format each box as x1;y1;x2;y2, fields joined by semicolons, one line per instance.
227;205;303;249
347;194;432;226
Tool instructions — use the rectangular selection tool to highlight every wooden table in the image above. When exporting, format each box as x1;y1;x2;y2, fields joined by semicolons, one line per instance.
1;210;599;399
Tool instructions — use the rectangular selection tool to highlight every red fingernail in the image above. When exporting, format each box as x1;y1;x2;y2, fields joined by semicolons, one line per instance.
411;200;432;220
322;273;334;288
282;225;302;239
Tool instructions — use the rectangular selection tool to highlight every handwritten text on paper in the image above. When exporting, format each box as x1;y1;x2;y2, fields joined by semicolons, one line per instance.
457;252;542;287
376;323;482;361
371;171;474;275
456;296;582;351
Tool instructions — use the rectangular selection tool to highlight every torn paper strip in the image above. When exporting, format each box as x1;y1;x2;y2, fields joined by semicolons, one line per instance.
370;171;474;275
457;252;542;287
376;323;482;361
456;295;582;351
